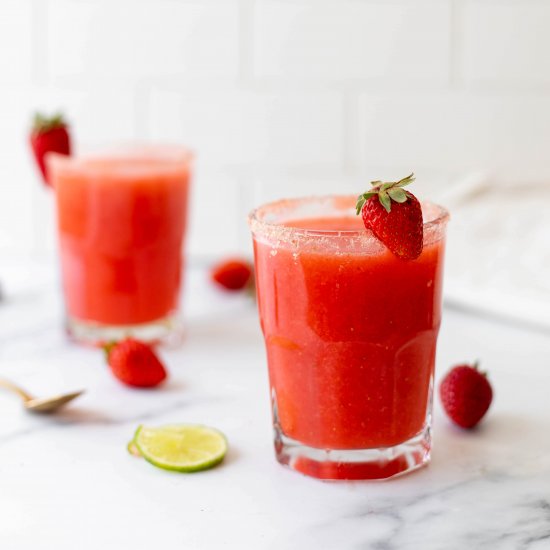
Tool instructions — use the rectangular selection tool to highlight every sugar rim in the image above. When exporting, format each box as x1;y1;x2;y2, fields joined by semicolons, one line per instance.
248;195;449;249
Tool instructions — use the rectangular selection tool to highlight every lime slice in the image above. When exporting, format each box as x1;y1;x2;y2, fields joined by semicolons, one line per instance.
134;424;227;472
127;439;142;457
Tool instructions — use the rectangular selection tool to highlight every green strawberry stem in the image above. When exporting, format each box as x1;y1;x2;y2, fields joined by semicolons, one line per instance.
103;341;117;362
356;172;415;214
472;360;488;377
32;112;67;134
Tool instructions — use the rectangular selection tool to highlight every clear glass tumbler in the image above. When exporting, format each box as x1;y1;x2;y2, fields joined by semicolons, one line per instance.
249;195;449;480
47;146;192;346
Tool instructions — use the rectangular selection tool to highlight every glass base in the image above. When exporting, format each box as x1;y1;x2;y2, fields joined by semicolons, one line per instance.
274;424;431;481
65;314;184;348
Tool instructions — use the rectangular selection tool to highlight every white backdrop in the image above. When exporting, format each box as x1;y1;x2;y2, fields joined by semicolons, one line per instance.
2;0;550;261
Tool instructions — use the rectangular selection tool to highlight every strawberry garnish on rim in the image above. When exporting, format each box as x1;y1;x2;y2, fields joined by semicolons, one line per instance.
355;172;423;261
29;112;71;187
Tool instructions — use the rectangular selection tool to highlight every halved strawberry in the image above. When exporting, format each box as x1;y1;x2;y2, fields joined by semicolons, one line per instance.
356;173;423;261
29;112;71;187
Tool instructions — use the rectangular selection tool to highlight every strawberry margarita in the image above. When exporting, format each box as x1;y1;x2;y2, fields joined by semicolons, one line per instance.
249;195;449;480
48;147;192;345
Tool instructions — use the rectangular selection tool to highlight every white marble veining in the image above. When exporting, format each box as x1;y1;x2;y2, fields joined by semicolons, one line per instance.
0;261;549;550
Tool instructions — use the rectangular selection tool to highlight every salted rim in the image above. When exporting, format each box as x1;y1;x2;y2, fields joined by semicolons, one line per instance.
248;195;450;248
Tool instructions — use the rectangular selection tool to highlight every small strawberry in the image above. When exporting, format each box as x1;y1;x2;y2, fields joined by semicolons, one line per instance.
211;258;254;291
356;173;423;260
439;362;493;429
29;112;71;186
105;338;167;388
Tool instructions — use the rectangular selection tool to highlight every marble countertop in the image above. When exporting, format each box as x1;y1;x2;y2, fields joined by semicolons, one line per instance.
1;261;549;550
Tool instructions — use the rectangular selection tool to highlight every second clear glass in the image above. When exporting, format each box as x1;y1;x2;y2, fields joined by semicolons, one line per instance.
47;146;192;346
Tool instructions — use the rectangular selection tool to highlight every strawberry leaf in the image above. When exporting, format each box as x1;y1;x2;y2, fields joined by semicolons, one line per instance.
378;191;391;213
394;173;415;188
388;187;407;203
357;172;415;215
355;196;366;215
32;112;67;134
363;192;377;200
355;192;377;215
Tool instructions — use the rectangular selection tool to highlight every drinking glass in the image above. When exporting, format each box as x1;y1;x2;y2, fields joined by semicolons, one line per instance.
249;195;449;480
48;146;192;345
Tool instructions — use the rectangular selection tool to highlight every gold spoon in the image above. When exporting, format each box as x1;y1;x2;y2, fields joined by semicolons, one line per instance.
0;377;84;413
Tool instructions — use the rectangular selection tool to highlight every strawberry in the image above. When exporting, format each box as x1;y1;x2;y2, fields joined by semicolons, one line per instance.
29;112;71;186
356;173;423;261
105;338;167;388
439;363;493;429
211;258;253;291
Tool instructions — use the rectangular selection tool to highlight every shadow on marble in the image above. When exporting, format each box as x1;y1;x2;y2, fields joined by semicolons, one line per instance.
480;412;550;443
185;313;261;346
51;405;117;425
221;444;241;468
120;378;186;394
435;412;550;449
428;412;550;484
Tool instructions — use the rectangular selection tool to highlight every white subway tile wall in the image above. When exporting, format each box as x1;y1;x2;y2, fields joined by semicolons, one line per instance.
1;0;549;259
48;0;241;81
148;89;344;166
0;1;33;84
253;1;451;81
460;1;550;84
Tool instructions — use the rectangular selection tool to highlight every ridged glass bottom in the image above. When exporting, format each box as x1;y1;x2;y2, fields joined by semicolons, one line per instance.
65;314;184;347
273;424;431;481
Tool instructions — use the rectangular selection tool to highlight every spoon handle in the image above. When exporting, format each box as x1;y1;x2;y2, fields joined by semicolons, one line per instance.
0;378;34;403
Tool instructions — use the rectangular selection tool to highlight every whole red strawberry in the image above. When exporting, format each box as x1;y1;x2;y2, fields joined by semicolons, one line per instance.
356;173;423;260
105;338;167;388
439;362;493;429
29;112;71;186
211;258;253;291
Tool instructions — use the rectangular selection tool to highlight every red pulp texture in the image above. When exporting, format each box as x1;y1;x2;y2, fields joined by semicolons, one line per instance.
254;215;446;450
52;157;190;326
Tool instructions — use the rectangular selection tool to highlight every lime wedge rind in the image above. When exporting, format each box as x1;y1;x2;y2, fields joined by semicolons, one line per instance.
134;424;228;473
126;425;144;457
127;438;142;457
